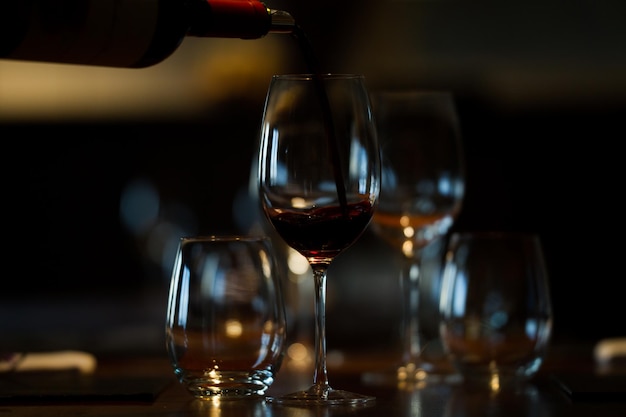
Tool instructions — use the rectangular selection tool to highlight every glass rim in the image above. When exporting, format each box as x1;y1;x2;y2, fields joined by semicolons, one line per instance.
271;73;365;81
371;89;454;98
180;235;270;243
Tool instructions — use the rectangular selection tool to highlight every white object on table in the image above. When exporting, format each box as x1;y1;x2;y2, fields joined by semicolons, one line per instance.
594;338;626;364
0;350;97;374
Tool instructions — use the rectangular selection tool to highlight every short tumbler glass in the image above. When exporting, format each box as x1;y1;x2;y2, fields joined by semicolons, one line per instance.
439;232;553;390
165;236;287;399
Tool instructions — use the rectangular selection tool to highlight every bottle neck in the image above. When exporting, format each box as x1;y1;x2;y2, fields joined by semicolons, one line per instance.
268;9;296;34
188;0;294;39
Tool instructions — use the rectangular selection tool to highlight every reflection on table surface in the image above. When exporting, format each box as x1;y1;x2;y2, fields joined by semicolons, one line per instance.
1;343;625;417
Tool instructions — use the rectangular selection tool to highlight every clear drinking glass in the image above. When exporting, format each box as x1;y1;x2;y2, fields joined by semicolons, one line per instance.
257;74;380;405
165;236;287;400
364;90;465;386
439;232;553;391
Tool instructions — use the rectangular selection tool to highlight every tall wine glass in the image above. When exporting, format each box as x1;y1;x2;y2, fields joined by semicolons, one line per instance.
257;74;380;405
366;90;465;386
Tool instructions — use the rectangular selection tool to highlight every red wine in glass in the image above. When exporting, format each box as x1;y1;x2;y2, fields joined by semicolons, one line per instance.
266;200;374;259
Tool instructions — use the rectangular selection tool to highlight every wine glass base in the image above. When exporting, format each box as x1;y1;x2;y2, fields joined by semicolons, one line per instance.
267;386;375;406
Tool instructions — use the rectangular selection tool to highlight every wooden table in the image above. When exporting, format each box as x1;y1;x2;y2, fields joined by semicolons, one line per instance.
1;343;625;417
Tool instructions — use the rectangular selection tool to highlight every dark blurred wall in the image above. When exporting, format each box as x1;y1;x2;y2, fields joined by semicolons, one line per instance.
1;1;625;354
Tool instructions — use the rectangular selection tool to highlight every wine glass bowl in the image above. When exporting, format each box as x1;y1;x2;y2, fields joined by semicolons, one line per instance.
370;90;464;253
365;90;465;385
257;74;380;405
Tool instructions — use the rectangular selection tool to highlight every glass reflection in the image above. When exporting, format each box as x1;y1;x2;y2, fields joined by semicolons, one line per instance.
443;383;550;417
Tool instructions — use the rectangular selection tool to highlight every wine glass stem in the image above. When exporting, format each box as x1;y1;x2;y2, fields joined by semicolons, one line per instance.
311;264;331;393
400;252;424;366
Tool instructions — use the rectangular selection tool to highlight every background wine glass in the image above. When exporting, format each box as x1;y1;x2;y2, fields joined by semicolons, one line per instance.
365;90;465;386
257;74;380;405
439;232;553;391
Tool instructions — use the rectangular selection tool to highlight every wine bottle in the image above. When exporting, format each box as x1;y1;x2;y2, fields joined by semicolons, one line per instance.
0;0;294;68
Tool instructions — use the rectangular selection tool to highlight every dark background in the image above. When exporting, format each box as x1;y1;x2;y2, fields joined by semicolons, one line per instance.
1;1;625;356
